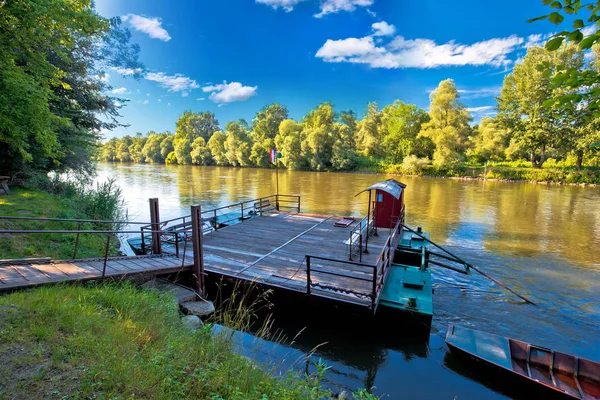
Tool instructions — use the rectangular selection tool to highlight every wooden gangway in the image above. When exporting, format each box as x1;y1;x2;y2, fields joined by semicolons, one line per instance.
0;194;403;311
0;254;186;292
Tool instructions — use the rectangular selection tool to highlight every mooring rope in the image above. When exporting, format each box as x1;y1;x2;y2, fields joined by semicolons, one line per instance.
401;223;537;306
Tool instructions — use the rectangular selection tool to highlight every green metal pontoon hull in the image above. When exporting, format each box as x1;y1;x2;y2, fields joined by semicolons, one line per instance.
378;228;433;325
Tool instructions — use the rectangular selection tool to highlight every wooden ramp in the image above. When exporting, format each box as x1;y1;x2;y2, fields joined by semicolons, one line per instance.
0;254;187;292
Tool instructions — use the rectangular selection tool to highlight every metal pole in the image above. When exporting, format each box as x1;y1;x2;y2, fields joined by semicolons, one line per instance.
102;234;111;278
372;266;377;310
306;256;311;295
276;161;280;211
365;190;371;254
191;205;205;295
149;198;162;255
72;223;81;259
241;202;244;221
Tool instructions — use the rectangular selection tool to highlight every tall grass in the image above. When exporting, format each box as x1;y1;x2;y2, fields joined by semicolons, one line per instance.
0;282;377;399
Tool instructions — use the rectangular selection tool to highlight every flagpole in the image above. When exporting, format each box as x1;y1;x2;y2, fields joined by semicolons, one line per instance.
275;155;279;211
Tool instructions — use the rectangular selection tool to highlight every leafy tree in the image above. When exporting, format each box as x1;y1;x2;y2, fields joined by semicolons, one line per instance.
381;101;430;162
419;79;471;170
275;119;305;170
530;0;600;122
160;135;174;160
0;0;141;176
301;103;335;170
174;137;192;165
467;117;510;163
207;131;228;166
128;135;146;163
497;45;584;167
142;132;167;163
116;136;132;162
225;120;251;167
331;122;356;170
250;104;289;167
175;111;220;142
190;137;212;165
356;103;384;158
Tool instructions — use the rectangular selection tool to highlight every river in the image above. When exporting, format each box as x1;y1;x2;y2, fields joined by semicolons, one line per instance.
97;162;600;399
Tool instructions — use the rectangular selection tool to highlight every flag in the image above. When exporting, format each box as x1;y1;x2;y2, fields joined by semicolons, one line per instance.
270;148;277;163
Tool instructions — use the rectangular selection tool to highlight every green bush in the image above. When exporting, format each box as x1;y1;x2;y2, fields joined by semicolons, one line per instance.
401;155;430;175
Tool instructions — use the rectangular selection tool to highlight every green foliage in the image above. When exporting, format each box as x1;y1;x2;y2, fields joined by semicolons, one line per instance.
0;283;376;399
225;120;251;167
530;1;600;122
0;179;124;259
0;0;142;177
401;155;430;175
208;131;228;166
468;117;510;163
419;79;470;170
190;137;212;165
381;101;431;162
275;119;305;170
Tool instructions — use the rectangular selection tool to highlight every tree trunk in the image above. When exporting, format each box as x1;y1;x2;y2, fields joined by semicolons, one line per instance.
530;151;539;168
538;143;546;168
576;150;583;170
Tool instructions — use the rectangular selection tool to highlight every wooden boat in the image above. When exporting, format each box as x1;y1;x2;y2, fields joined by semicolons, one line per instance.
445;324;600;399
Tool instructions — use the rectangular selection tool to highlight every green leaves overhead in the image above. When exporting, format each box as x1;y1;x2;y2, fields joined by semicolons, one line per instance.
546;37;564;50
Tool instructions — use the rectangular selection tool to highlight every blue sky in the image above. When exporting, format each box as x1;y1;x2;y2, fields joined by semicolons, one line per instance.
96;0;559;138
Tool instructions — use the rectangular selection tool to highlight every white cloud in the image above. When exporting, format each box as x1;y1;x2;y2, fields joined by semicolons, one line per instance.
315;0;374;18
202;81;258;105
121;14;171;41
142;100;149;105
111;87;129;94
467;106;494;112
196;97;205;101
145;72;199;96
581;25;598;37
167;102;171;107
316;32;524;69
112;67;142;76
157;99;162;103
256;0;305;12
457;87;502;98
146;93;150;97
371;21;395;37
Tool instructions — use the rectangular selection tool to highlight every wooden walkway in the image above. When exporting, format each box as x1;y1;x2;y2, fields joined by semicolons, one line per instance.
0;254;186;292
186;212;396;307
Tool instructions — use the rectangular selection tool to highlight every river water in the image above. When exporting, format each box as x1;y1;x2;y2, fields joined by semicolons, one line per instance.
97;163;600;399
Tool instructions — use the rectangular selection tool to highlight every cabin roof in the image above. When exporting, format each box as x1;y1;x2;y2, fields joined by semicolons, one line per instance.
355;178;406;199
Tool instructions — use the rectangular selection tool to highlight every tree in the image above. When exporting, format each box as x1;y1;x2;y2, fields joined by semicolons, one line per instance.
530;0;600;122
160;135;174;160
381;101;430;162
128;134;146;163
275;119;304;170
224;120;251;167
467;117;510;163
208;131;228;166
331;122;356;170
419;79;471;169
497;45;584;167
174;137;192;165
356;103;384;158
142;132;167;163
301;103;335;170
116;136;132;162
190;137;212;165
0;0;142;176
175;111;220;142
250;104;289;167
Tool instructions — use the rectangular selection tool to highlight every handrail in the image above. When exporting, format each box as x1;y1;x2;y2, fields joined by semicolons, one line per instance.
348;207;375;262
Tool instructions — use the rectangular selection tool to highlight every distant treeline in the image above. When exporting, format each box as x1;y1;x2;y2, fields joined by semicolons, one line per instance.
99;44;600;173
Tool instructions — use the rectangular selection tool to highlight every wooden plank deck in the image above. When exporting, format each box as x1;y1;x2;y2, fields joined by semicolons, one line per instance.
186;212;397;307
0;254;186;292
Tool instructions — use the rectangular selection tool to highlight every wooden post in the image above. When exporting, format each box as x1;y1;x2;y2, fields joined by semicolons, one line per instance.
72;223;81;259
371;265;377;310
306;256;311;295
102;234;111;278
149;198;162;255
191;205;205;295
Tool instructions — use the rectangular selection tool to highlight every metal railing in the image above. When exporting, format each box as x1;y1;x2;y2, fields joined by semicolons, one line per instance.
348;206;375;262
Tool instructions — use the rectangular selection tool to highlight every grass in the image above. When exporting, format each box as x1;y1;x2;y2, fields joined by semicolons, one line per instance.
0;282;375;399
0;181;124;260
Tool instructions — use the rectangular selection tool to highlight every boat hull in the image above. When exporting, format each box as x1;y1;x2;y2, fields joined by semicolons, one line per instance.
445;325;600;400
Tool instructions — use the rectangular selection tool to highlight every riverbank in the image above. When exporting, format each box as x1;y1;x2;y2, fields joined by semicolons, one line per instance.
0;283;369;399
357;158;600;186
0;182;124;260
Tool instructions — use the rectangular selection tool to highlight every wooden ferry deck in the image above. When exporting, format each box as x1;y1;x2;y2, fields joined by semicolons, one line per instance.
187;211;396;307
